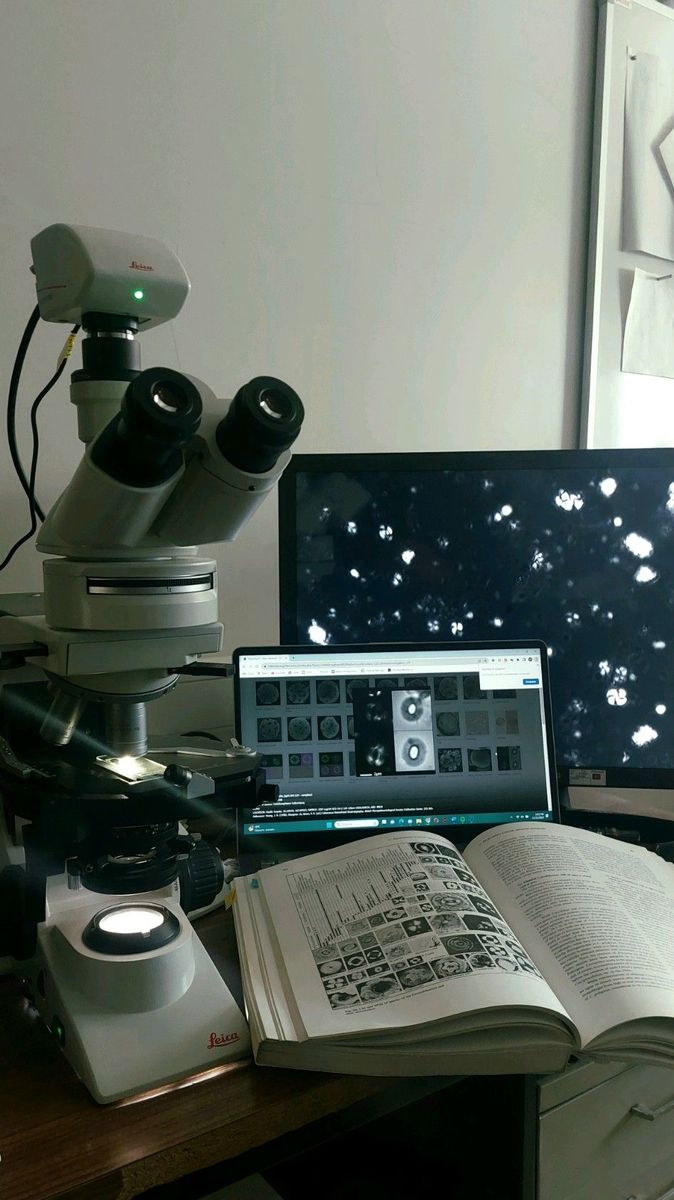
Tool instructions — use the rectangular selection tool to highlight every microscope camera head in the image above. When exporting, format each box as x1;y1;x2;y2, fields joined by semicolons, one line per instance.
31;223;190;331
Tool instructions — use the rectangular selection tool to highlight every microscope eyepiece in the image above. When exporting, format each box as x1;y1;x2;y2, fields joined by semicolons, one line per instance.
216;375;304;473
151;382;191;415
257;384;296;421
124;368;202;441
90;367;202;487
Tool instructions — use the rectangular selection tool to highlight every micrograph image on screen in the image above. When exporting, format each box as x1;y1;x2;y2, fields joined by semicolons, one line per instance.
278;450;674;783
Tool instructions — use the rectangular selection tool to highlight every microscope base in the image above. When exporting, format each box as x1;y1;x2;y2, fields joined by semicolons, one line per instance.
26;906;250;1103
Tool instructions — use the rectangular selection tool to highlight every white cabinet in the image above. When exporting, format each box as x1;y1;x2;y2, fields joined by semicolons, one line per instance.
533;1058;674;1200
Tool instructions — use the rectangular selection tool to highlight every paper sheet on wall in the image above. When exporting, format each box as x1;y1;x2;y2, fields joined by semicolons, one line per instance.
623;49;674;260
622;268;674;378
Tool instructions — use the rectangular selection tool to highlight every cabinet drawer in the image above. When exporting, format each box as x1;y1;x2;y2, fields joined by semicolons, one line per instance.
538;1056;628;1113
538;1062;674;1200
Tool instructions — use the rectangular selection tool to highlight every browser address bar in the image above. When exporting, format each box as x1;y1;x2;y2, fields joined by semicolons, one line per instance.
247;658;495;677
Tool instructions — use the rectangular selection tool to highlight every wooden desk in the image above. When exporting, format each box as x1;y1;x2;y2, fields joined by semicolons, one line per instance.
0;908;417;1200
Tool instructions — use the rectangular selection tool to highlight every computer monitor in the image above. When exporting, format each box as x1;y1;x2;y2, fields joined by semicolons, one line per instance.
233;638;559;863
278;448;674;792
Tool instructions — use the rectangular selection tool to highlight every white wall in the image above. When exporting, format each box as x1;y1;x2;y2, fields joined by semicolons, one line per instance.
0;0;596;656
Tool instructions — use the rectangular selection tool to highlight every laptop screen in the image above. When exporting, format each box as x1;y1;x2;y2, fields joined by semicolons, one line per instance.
233;640;559;859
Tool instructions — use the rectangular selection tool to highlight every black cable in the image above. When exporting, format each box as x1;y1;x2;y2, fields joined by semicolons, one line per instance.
0;335;78;572
180;730;224;742
0;525;37;573
6;306;43;520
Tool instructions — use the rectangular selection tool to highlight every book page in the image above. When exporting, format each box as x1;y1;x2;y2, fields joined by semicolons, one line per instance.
465;823;674;1047
252;830;573;1042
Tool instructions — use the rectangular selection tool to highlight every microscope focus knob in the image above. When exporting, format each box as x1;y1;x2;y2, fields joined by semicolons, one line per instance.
178;841;225;916
163;763;193;788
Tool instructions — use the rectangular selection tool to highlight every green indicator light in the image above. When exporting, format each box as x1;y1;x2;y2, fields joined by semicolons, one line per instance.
133;289;144;300
51;1017;66;1047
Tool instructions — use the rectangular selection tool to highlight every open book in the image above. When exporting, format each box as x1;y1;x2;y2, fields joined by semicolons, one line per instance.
232;822;674;1076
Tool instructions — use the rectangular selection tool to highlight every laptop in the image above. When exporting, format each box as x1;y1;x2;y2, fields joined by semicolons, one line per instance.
233;639;560;870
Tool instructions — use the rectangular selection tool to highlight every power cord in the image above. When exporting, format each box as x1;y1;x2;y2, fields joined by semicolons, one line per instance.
6;305;42;518
1;320;79;571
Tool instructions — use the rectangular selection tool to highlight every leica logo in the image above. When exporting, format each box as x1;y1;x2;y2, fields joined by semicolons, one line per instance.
207;1031;240;1050
129;260;154;271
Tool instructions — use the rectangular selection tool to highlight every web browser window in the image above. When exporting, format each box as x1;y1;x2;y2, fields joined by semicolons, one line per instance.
234;641;558;852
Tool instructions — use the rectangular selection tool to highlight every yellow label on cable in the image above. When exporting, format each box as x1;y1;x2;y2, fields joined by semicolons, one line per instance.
57;330;78;368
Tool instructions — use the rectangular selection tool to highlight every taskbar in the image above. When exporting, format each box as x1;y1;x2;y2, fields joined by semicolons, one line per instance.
244;810;553;835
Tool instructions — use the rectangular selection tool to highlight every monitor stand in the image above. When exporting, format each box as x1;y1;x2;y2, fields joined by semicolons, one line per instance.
563;786;674;824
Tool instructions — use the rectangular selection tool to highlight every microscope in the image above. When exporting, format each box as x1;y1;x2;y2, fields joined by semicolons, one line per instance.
0;224;304;1102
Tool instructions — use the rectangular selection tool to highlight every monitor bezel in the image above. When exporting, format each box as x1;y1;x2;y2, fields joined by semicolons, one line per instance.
277;447;674;791
233;637;561;855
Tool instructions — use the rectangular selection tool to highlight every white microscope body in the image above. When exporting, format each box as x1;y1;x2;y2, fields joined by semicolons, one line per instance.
0;224;304;1102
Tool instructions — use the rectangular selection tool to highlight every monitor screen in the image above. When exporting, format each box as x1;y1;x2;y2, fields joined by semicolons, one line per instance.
234;639;558;854
278;449;674;789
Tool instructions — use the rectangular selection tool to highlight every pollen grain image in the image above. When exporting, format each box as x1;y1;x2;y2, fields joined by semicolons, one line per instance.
290;464;674;771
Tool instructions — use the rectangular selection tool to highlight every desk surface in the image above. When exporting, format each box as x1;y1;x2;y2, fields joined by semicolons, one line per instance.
0;907;404;1200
